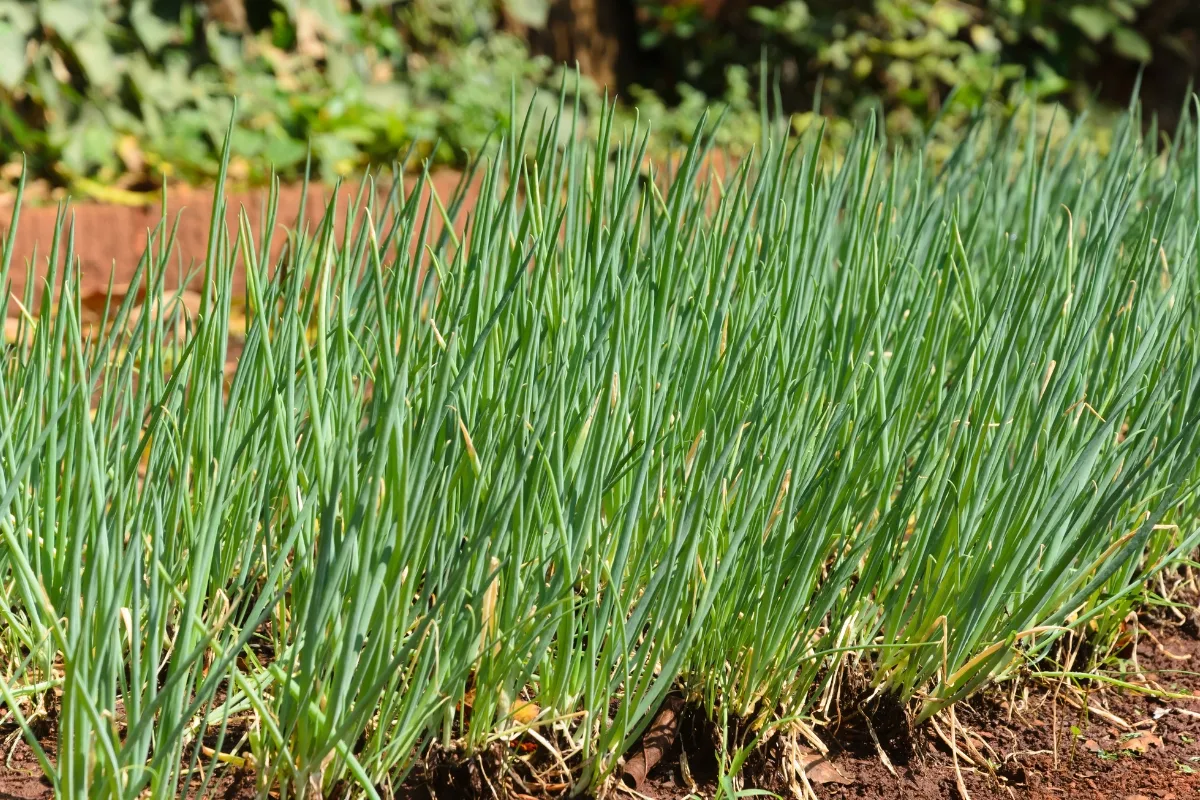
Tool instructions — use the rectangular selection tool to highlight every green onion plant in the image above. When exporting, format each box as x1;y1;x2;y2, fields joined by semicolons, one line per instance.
0;91;1197;799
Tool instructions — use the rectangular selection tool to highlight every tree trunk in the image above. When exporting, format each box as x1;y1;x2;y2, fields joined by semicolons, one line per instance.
505;0;645;96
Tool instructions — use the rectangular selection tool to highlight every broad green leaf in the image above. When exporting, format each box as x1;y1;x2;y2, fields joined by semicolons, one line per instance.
205;22;243;70
970;24;1001;54
130;0;177;54
72;29;120;92
1110;0;1137;22
59;109;113;175
39;0;92;39
1068;5;1117;41
0;0;36;34
1112;27;1151;62
0;22;27;89
80;117;118;170
928;2;969;33
262;134;308;170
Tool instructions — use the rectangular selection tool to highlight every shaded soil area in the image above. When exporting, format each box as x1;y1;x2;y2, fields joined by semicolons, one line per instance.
0;738;53;800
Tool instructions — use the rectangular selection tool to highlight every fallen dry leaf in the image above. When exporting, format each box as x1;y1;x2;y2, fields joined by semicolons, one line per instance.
511;699;540;725
1120;732;1162;753
1083;739;1102;753
460;690;539;726
799;749;855;786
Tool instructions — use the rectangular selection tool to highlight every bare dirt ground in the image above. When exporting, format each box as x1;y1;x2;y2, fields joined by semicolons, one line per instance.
621;599;1200;800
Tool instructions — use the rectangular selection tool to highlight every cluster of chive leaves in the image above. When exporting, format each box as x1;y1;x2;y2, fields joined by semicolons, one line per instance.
0;94;1198;800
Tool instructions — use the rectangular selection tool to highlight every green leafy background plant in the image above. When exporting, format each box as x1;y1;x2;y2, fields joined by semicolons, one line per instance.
637;0;1192;129
0;0;571;192
0;0;1196;196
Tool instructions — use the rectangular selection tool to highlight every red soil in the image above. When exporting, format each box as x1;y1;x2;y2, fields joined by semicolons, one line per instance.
0;171;476;309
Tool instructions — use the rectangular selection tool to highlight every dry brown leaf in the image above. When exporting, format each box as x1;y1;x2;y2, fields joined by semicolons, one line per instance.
511;699;540;725
1120;732;1162;753
799;749;855;786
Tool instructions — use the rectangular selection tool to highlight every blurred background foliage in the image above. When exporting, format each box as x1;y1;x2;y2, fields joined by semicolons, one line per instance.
0;0;1196;198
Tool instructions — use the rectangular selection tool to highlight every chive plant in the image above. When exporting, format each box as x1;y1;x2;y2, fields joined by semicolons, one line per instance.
0;93;1197;800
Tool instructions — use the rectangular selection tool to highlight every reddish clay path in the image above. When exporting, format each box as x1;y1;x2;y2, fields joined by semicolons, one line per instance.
0;170;477;309
0;152;737;313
